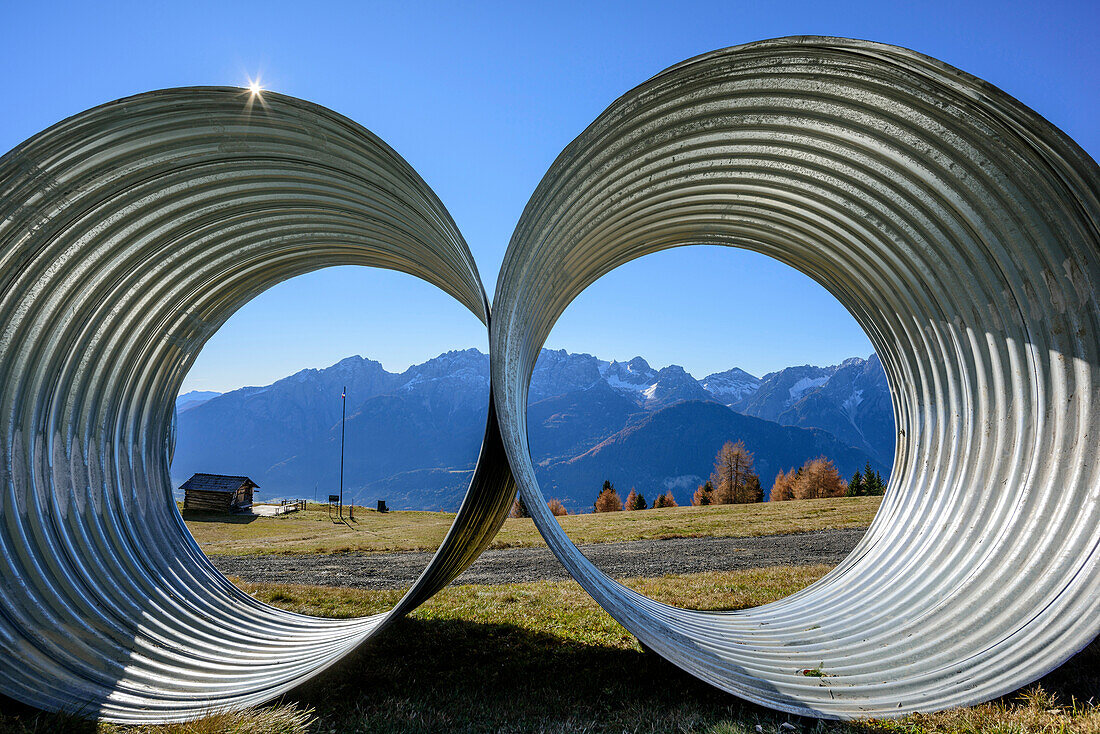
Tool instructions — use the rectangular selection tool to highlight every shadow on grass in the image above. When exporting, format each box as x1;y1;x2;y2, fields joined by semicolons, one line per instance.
1;619;1097;733
282;616;1100;733
286;616;768;733
0;698;97;734
1029;636;1100;704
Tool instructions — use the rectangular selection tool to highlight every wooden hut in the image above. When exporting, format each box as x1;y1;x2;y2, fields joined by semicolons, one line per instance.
181;473;258;513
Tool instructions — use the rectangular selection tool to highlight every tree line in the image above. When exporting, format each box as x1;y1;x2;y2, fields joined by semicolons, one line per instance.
510;495;569;518
510;478;678;518
510;439;886;517
846;464;886;497
593;480;678;512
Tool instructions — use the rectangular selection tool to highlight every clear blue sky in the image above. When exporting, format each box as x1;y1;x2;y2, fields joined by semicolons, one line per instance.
2;1;1096;392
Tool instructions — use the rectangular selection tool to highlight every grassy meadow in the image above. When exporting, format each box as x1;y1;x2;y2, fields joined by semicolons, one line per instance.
4;498;1095;732
184;495;884;556
2;564;1097;733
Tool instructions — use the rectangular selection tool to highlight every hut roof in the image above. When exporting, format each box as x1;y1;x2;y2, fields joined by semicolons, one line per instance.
179;473;259;494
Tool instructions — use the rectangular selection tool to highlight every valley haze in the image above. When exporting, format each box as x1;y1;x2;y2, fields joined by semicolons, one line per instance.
173;349;893;512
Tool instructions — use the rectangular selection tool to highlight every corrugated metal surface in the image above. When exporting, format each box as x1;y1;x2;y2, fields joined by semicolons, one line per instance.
0;88;514;722
3;36;1099;723
491;37;1100;718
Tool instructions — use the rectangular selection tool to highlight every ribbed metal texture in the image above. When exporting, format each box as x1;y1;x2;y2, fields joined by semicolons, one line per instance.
491;37;1100;718
4;37;1099;723
0;88;515;722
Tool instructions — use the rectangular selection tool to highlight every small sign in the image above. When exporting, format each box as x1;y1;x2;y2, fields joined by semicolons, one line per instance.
328;495;340;504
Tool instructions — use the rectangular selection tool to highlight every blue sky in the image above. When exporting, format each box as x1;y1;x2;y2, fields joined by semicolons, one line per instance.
2;1;1096;392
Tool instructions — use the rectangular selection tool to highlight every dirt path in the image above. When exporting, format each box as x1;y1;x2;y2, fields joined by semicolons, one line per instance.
213;527;865;590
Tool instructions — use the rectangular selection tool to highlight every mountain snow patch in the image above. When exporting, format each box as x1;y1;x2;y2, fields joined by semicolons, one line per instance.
605;373;650;392
842;388;864;416
788;376;829;403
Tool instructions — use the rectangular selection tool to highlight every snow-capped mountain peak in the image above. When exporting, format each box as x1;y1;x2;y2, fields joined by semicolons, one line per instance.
603;356;657;390
528;349;604;403
638;365;713;409
700;367;761;407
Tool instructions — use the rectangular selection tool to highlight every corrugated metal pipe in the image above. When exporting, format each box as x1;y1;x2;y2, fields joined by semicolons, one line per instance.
1;37;1097;721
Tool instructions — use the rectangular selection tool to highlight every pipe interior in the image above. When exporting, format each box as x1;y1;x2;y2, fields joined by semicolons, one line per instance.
0;88;508;721
490;36;1100;718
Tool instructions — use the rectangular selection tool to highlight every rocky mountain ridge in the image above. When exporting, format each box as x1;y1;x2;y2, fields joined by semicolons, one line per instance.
173;348;893;510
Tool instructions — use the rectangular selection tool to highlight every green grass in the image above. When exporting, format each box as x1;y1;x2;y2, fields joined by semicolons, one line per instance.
5;566;1097;733
185;496;883;556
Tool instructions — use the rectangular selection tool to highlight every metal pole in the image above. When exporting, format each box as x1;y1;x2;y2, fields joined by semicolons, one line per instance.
339;385;346;519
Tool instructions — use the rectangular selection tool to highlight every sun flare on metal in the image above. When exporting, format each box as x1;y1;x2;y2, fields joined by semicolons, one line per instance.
0;85;514;722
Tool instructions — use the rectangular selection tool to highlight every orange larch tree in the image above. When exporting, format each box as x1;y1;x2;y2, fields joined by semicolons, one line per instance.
594;480;623;512
792;457;848;499
710;440;762;503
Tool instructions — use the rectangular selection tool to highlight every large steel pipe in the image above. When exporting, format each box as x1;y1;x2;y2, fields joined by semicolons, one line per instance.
0;88;514;722
491;37;1100;718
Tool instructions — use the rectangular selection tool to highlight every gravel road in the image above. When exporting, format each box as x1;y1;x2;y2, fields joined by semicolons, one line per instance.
212;527;865;590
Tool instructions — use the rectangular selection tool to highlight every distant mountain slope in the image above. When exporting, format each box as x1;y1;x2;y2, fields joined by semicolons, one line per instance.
732;355;895;465
172;347;895;511
537;400;883;509
175;390;221;413
527;380;640;463
173;351;489;509
173;355;406;484
773;354;895;465
528;349;604;403
530;351;715;410
732;364;838;421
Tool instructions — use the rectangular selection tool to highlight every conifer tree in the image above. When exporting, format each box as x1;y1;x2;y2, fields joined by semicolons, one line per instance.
792;457;848;499
710;440;761;504
847;470;864;497
744;473;763;503
692;480;714;506
771;469;795;501
652;490;678;508
594;480;623;512
861;461;887;496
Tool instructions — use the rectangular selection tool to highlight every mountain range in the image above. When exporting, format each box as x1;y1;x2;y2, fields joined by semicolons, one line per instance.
172;349;894;511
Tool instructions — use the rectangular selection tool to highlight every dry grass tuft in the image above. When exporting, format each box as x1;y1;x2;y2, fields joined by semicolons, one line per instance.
0;703;314;734
134;704;315;734
863;685;1100;733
